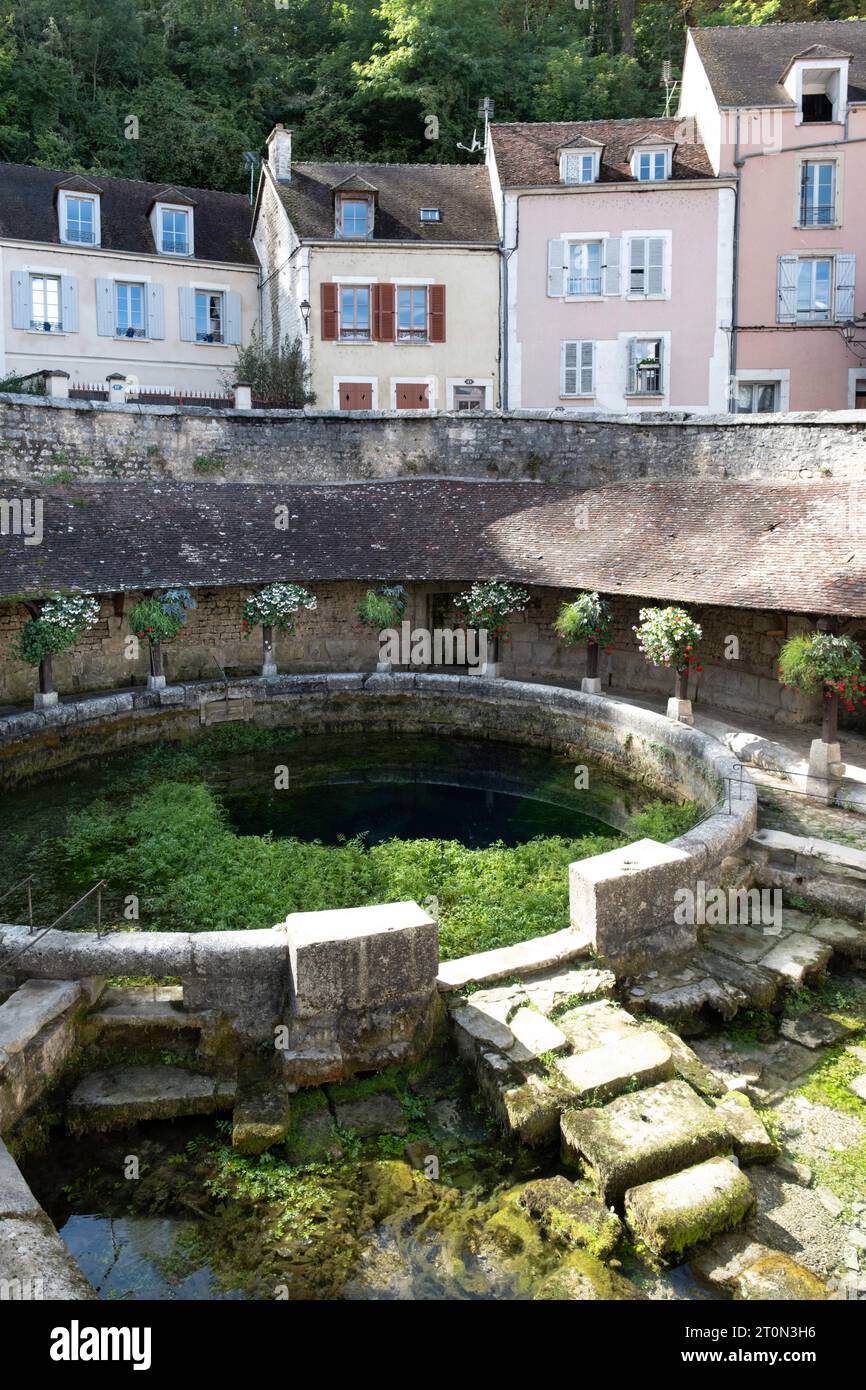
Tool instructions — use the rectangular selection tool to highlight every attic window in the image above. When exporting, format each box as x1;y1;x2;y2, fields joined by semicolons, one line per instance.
633;149;671;181
420;207;442;222
336;196;373;239
58;190;100;247
560;152;598;185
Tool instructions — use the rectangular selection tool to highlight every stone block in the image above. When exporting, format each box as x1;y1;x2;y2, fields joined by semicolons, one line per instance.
506;1007;569;1063
185;929;290;1040
284;901;437;1017
714;1091;779;1163
0;1215;96;1300
0;1138;41;1218
332;1090;408;1137
691;1232;829;1300
557;1030;675;1104
556;999;641;1054
569;838;698;973
624;1157;755;1259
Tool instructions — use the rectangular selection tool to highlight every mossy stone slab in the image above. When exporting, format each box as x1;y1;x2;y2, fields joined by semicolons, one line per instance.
624;1157;755;1260
561;1079;731;1204
714;1092;779;1163
533;1250;643;1300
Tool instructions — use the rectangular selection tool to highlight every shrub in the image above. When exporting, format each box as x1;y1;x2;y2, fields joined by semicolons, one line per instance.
778;632;866;713
355;585;407;629
128;589;196;648
553;591;613;647
13;594;100;666
225;327;314;408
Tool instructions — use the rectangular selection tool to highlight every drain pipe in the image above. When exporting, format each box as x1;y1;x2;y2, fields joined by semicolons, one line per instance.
499;194;522;412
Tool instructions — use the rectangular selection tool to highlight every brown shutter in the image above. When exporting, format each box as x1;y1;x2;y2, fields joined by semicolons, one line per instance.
321;283;339;340
377;282;395;340
429;284;446;342
371;283;381;340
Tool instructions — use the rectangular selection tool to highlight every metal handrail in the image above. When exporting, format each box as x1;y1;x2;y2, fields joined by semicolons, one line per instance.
0;879;108;974
0;875;34;931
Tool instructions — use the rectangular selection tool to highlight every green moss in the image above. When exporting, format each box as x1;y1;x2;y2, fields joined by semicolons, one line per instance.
796;1044;866;1116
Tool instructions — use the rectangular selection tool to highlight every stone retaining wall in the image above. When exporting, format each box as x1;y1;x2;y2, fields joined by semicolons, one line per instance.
1;393;863;485
0;674;756;976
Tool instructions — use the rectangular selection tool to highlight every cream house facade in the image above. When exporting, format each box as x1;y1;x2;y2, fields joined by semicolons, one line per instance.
0;165;258;396
252;126;500;411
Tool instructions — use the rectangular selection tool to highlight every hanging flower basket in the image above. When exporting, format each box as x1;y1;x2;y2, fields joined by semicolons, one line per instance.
241;583;317;636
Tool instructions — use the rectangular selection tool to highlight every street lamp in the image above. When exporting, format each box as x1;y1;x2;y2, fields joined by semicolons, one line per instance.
300;299;311;333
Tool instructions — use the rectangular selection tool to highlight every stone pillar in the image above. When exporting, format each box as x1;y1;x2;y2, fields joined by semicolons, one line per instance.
667;667;693;725
147;642;165;690
43;370;70;399
233;382;253;410
482;629;500;680
581;638;601;694
106;373;127;407
261;624;277;677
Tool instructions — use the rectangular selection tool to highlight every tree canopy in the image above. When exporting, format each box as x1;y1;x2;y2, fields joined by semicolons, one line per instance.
1;1;863;192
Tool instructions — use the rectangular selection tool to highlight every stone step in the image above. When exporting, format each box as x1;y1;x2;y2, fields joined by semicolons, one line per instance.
67;1066;236;1133
713;1092;779;1163
556;1000;641;1053
561;1079;732;1206
0;979;84;1057
232;1069;291;1156
810;917;866;965
506;1007;569;1064
556;1030;675;1105
436;929;590;992
624;1157;755;1260
702;925;832;989
751;828;866;881
88;988;211;1032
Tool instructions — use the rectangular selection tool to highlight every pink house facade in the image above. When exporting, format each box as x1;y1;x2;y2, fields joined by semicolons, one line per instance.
680;20;866;412
488;119;735;413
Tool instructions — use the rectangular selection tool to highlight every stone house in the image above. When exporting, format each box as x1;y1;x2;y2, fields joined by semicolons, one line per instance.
251;125;500;411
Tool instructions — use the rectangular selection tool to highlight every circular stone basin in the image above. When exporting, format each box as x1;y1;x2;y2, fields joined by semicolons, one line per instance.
212;733;657;848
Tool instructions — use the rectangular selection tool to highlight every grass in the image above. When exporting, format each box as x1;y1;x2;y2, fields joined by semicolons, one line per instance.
797;1044;866;1118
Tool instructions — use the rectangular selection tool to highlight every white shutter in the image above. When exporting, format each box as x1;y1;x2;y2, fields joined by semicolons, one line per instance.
224;291;242;345
580;340;594;395
835;253;856;321
147;283;165;339
647;237;666;296
95;277;115;336
777;255;799;323
602;237;621;295
10;271;29;329
60;275;79;332
626;338;639;394
178;287;197;341
656;338;665;392
547;239;567;297
629;238;646;294
561;340;579;395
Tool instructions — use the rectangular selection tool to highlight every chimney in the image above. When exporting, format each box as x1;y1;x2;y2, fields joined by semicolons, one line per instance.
267;123;293;183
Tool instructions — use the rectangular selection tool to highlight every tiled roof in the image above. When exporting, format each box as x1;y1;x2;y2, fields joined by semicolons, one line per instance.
489;119;714;187
0;163;257;265
1;478;863;616
691;20;866;108
273;162;499;242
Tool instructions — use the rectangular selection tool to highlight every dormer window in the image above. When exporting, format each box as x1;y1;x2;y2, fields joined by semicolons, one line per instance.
58;190;100;246
160;207;191;255
633;149;671;181
559;144;602;185
782;48;850;126
337;196;373;239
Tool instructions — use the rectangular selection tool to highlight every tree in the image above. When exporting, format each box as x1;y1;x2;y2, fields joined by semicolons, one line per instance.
227;329;315;408
13;593;100;705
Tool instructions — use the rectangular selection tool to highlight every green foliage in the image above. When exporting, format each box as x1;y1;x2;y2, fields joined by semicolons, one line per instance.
454;580;530;637
128;588;195;648
355;585;407;629
553;591;613;647
12;593;99;666
633;606;702;672
227;328;314;408
241;582;317;635
778;632;866;711
629;798;701;842
0;371;45;394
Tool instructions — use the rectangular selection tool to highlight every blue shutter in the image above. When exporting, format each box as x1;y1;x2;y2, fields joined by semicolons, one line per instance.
10;271;28;329
224;291;242;345
95;277;115;336
777;255;798;323
147;283;165;339
178;287;196;341
60;275;79;333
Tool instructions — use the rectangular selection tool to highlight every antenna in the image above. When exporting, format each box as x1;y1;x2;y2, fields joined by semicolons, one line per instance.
242;151;260;205
457;97;495;157
660;62;679;118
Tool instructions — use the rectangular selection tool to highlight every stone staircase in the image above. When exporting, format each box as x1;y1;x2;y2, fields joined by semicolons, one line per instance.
447;968;830;1289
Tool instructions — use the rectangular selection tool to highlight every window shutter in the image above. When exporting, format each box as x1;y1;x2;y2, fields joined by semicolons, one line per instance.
147;283;165;339
656;338;665;391
429;284;446;342
602;237;621;296
777;255;798;323
547;239;567;297
321;282;339;340
178;287;196;342
561;340;579;395
835;253;856;321
647;237;665;296
60;275;79;333
580;340;595;395
95;277;115;336
629;237;645;293
11;271;29;329
626;338;639;394
224;290;242;344
372;283;395;340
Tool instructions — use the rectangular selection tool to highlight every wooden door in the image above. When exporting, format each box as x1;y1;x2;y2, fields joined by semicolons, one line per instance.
395;382;430;410
339;381;373;410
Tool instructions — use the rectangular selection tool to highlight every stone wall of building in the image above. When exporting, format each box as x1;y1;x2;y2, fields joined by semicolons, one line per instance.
0;579;818;723
0;393;863;486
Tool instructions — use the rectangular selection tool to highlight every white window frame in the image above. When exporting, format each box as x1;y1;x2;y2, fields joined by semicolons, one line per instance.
560;340;595;399
114;280;148;339
396;284;429;343
58;190;100;247
848;368;866;409
419;207;442;222
194;288;225;344
632;148;671;182
390;376;437;410
560;150;600;185
446;377;493;410
795;156;841;229
333;376;379;410
735;381;780;414
156;203;194;257
796;255;834;322
625;334;667;398
29;272;63;333
565;239;604;299
733;369;790;413
336;196;373;239
626;232;670;299
791;60;848;126
338;283;372;342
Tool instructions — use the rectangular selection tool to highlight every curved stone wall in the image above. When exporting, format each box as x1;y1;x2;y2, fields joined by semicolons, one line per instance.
0;674;756;984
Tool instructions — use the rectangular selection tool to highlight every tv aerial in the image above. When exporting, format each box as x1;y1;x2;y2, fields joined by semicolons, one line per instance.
458;97;495;156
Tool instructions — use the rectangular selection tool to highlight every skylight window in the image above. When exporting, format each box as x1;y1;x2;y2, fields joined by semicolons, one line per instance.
420;208;442;222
